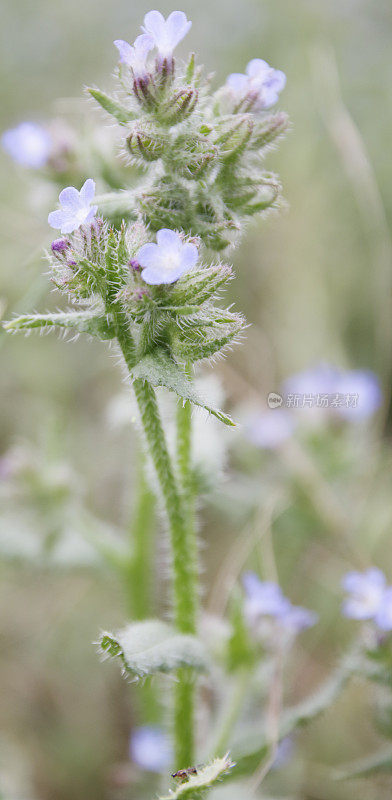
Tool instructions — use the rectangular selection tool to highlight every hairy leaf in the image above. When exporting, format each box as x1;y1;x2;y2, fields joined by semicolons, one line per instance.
130;348;235;426
99;619;208;678
160;755;234;799
87;87;135;124
3;310;115;339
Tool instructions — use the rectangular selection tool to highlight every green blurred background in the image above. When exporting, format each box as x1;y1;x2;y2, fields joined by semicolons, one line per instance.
1;0;392;798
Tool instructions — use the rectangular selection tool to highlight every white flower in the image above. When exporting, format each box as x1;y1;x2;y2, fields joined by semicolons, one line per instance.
136;228;198;285
226;59;286;110
48;179;98;234
141;10;192;58
113;34;154;79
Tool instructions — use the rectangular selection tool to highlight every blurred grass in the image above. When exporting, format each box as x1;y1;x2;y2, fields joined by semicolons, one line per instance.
1;0;392;798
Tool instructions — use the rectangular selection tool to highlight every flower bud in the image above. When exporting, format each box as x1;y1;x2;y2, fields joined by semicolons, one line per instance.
126;126;165;162
51;238;70;254
215;116;254;160
160;88;198;124
171;135;218;179
250;112;289;150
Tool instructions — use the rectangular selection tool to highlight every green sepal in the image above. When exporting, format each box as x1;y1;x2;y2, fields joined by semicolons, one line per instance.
168;264;233;306
130;347;235;426
3;310;115;340
87;87;135;124
171;322;243;362
99;619;208;679
159;754;234;799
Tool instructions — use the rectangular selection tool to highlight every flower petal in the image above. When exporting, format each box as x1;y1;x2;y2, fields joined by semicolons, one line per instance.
246;58;270;78
166;11;192;48
226;73;248;93
59;186;81;211
181;242;198;270
137;242;160;269
142;9;165;39
114;39;133;64
133;33;154;59
79;178;96;205
48;209;67;230
141;265;171;285
156;228;182;250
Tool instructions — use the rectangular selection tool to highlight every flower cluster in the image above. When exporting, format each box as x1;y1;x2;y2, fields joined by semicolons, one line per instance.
243;571;318;641
342;568;392;631
115;10;192;78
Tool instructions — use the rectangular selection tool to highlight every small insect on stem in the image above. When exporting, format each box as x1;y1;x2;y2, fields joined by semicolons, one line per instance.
171;766;198;783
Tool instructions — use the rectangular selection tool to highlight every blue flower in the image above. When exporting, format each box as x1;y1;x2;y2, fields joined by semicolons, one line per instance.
245;408;295;450
243;572;317;636
2;122;51;168
114;34;154;78
129;726;172;773
48;179;98;234
342;568;386;620
226;59;286;110
136;228;198;285
141;10;192;59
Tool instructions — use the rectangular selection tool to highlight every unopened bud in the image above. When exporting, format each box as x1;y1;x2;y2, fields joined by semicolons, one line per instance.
128;258;141;271
172;135;218;179
127;126;165;161
161;88;198;124
250;112;289;150
51;238;69;254
216;116;254;159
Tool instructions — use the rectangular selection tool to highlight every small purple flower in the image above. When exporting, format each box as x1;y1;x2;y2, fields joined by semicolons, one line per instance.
243;572;288;621
48;179;98;234
129;726;172;773
114;34;154;78
226;59;286;110
243;572;317;637
245;409;295;450
136;228;198;285
2;121;51;168
342;568;386;620
141;10;192;59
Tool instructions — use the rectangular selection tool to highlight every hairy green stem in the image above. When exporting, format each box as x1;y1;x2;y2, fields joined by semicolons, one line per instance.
116;317;197;766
